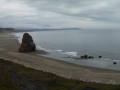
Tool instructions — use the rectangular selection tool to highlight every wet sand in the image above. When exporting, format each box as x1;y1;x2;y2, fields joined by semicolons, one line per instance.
0;31;120;84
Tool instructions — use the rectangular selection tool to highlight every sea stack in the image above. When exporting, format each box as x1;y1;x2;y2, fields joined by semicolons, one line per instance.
18;33;36;52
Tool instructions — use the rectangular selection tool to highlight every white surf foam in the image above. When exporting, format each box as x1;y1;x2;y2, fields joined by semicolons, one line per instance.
113;60;120;62
55;50;78;57
100;58;120;62
14;34;21;38
55;50;65;52
62;51;78;57
37;46;48;51
104;58;111;61
36;46;53;52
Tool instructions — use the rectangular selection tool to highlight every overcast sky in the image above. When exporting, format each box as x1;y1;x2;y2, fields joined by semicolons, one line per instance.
0;0;120;29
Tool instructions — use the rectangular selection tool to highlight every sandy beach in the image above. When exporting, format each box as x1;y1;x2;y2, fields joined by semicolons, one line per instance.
0;31;120;84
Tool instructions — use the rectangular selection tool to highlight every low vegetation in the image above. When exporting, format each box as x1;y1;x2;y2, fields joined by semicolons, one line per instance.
0;58;120;90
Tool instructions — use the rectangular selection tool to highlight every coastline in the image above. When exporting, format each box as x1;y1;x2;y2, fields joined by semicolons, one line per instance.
0;31;120;84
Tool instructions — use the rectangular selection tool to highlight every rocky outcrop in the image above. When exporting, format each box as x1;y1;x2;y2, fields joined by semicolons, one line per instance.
99;56;102;58
19;33;36;52
80;55;94;59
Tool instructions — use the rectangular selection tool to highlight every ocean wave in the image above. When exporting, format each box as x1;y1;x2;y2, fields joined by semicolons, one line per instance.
55;50;78;57
104;58;112;61
36;46;51;51
62;52;78;57
55;50;65;52
100;58;120;62
14;34;21;38
113;60;120;62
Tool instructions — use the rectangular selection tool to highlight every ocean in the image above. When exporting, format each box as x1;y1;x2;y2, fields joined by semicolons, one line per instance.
15;29;120;71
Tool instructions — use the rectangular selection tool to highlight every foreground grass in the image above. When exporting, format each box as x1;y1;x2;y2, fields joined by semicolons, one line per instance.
0;59;120;90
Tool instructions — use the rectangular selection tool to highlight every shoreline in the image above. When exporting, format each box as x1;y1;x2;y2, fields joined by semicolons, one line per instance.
0;31;120;84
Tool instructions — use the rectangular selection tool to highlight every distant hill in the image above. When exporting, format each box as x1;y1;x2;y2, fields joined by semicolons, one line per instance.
0;27;82;32
0;28;15;32
14;27;82;32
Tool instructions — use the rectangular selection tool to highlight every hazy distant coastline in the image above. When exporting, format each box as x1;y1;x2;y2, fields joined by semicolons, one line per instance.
0;27;82;33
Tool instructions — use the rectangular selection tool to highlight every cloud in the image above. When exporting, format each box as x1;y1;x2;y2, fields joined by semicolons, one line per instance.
0;0;120;29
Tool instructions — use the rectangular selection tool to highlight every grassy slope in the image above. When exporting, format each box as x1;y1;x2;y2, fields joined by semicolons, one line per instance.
0;59;120;90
